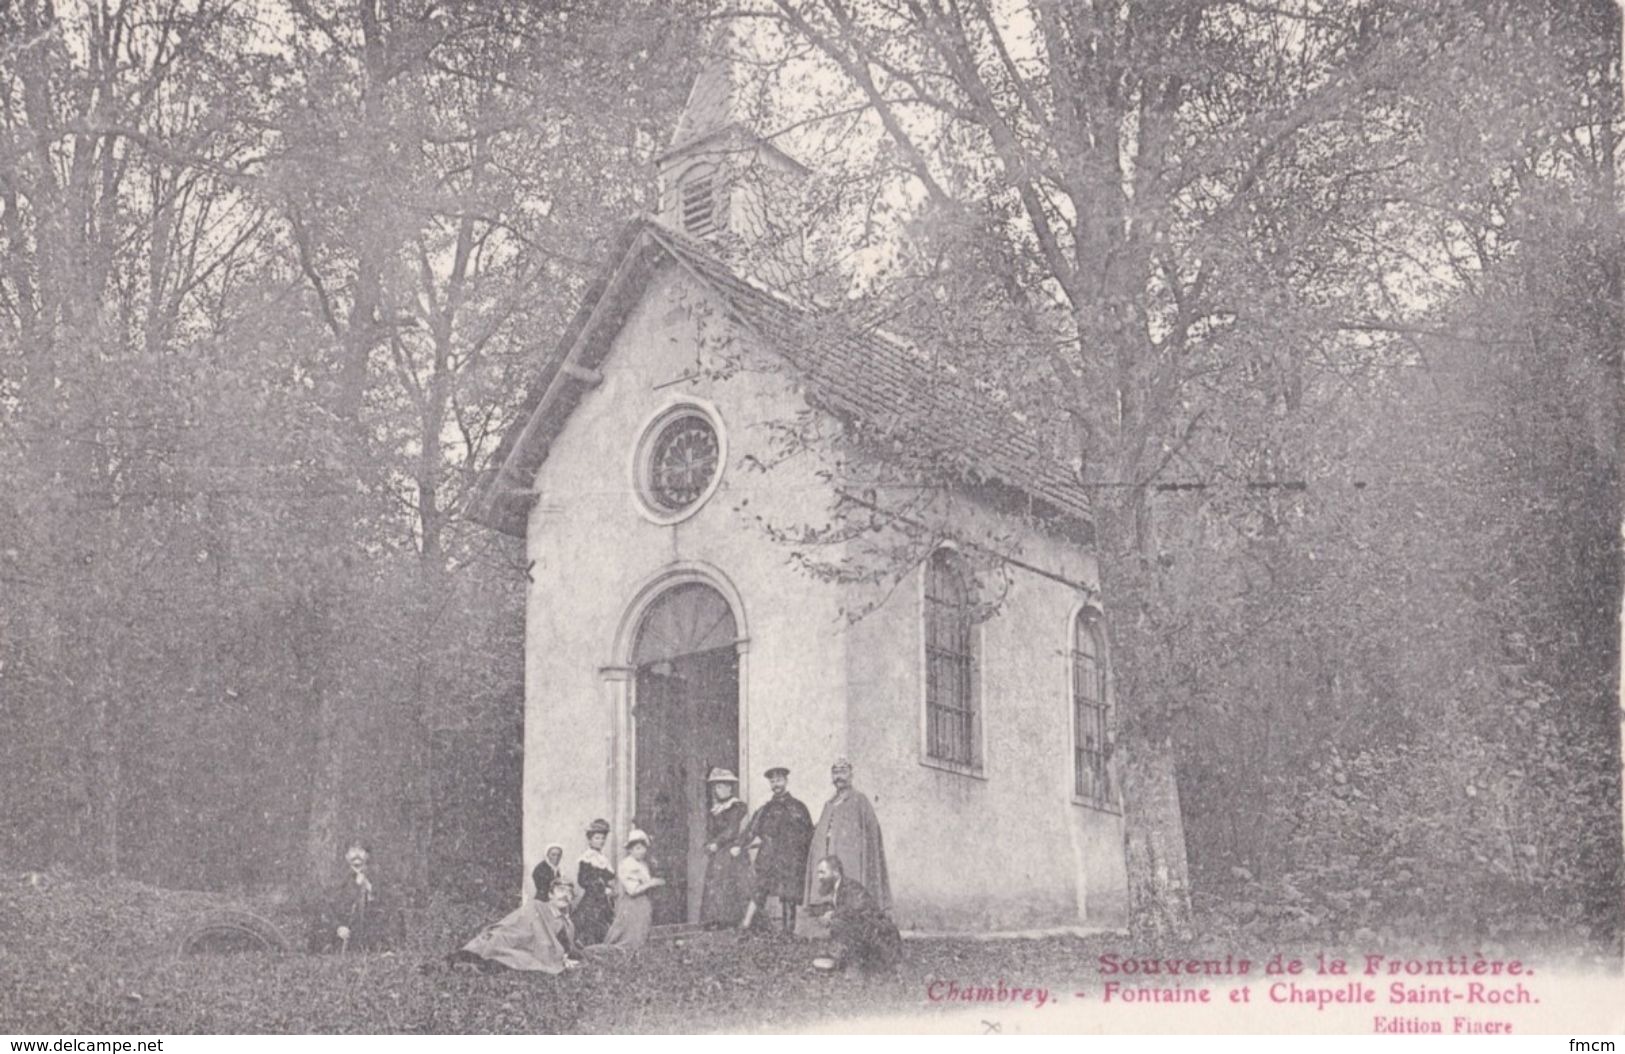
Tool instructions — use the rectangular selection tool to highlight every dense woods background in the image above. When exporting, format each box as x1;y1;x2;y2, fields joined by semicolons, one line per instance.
1;0;1619;949
0;0;705;902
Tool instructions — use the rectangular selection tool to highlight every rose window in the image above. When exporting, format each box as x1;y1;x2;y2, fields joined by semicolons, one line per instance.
647;414;720;512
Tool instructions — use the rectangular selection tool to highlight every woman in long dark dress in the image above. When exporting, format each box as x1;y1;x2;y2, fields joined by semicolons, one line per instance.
572;819;616;946
699;768;753;929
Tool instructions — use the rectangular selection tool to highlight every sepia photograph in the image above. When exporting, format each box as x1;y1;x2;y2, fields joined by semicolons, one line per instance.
0;0;1621;1038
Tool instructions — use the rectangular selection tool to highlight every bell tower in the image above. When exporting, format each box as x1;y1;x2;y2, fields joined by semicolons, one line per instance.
657;27;810;289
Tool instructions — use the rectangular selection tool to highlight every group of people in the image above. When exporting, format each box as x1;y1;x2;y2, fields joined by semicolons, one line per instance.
305;758;903;975
455;757;903;975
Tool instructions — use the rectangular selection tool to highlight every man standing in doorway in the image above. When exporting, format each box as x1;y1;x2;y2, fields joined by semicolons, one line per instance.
803;757;890;917
735;766;814;935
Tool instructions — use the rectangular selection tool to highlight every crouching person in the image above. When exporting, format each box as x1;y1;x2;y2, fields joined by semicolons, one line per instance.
814;855;901;974
308;843;403;953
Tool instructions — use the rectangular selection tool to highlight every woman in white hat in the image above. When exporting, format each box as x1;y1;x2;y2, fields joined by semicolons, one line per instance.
599;828;664;951
699;766;753;929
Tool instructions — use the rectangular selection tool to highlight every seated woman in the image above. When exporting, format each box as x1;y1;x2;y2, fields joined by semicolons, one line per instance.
531;842;565;900
587;829;664;956
451;878;581;973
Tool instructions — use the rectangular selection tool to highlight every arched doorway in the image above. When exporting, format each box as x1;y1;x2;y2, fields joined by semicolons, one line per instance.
630;581;739;925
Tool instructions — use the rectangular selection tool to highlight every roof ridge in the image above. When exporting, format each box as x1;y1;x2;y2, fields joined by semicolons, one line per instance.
472;216;1091;538
639;218;1089;518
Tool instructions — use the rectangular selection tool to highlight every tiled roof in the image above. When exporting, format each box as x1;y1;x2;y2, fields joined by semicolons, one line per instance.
472;217;1091;538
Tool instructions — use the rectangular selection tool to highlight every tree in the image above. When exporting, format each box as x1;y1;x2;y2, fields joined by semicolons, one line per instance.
742;0;1620;937
1;0;704;897
263;0;702;891
0;0;276;876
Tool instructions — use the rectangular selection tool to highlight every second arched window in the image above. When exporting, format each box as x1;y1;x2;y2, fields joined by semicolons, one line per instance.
1072;608;1111;806
925;548;980;769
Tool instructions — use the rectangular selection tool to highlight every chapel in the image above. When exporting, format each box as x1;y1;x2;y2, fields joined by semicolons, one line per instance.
473;58;1132;932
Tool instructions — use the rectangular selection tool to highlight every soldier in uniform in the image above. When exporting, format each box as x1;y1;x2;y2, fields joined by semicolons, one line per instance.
735;766;814;935
803;758;891;916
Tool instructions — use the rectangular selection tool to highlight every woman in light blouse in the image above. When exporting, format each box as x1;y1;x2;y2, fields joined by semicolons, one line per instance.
598;828;664;952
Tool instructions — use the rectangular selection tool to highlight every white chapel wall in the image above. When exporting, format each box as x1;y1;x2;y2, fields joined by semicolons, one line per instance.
521;264;852;886
839;487;1131;933
519;256;1128;932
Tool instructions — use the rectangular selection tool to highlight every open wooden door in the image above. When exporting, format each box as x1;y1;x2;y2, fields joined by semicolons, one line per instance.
631;583;739;925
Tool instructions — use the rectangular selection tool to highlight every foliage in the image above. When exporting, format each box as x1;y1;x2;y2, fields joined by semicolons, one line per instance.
0;0;1616;954
0;0;699;895
734;0;1621;943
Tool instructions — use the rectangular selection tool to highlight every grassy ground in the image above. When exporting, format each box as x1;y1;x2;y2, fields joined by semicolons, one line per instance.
0;871;1121;1033
5;871;1615;1034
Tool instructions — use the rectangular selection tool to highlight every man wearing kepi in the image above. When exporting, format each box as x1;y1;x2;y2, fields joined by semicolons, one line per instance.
803;757;890;917
735;766;814;934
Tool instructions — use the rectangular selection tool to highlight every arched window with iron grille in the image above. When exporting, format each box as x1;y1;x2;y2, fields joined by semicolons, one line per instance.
1072;608;1112;806
924;548;980;769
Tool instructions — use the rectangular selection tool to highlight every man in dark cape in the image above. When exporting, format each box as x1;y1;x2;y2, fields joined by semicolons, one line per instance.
803;758;890;914
735;766;814;933
815;855;901;973
308;844;403;953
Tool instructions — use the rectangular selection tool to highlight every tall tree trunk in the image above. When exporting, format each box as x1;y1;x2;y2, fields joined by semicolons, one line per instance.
301;0;396;889
303;597;344;884
1094;485;1194;939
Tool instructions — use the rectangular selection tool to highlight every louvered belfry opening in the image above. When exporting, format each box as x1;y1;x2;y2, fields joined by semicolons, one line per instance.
680;167;720;238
